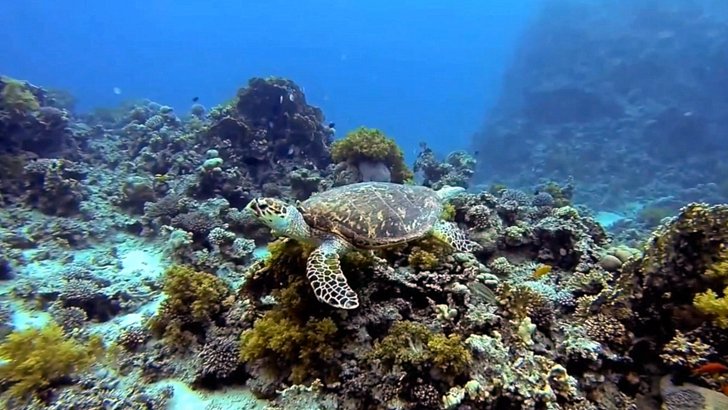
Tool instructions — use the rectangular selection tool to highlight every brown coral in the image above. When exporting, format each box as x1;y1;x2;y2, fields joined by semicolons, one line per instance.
330;127;413;183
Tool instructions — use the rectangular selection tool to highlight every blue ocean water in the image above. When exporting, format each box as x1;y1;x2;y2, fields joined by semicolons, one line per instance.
0;0;536;157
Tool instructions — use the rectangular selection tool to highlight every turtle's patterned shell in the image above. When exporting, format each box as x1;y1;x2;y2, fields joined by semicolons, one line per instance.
300;182;442;248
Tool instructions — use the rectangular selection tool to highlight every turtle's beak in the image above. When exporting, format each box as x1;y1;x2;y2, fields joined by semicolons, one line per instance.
244;199;261;217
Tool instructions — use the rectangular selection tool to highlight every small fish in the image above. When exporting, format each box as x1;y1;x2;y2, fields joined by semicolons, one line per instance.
328;122;335;129
192;97;199;102
279;95;283;104
474;150;480;156
153;174;170;183
693;362;728;375
112;87;122;95
533;264;552;280
288;93;295;102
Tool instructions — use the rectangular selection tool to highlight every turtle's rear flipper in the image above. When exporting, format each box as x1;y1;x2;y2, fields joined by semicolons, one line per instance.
307;238;359;309
432;220;482;253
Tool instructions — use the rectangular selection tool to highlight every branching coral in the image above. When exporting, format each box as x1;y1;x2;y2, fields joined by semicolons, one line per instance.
660;331;715;369
693;287;728;329
330;127;413;183
403;236;451;272
0;323;103;399
407;248;440;271
705;247;728;281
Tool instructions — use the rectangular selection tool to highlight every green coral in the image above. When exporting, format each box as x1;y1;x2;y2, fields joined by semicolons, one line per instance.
0;323;103;400
370;321;471;377
149;265;230;341
0;77;40;116
330;127;413;183
693;287;728;329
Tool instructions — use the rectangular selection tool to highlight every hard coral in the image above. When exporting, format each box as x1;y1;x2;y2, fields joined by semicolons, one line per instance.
403;236;450;272
693;287;728;329
407;248;440;271
0;77;40;116
705;248;728;281
0;323;102;400
625;203;728;336
331;127;413;183
198;336;240;380
23;159;87;216
413;146;476;189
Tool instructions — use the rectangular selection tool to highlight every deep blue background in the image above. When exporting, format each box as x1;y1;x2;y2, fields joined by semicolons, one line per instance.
1;0;536;157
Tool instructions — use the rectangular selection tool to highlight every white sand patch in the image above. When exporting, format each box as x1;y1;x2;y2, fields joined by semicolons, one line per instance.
154;379;267;410
595;211;625;228
11;307;51;330
119;248;166;280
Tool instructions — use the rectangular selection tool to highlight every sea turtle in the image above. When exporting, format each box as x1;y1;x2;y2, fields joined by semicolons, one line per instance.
245;182;481;309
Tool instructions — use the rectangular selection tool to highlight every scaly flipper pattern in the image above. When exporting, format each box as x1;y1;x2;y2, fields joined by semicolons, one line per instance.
431;220;482;252
306;237;359;309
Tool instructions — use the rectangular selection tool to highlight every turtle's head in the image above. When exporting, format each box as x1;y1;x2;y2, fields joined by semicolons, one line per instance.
436;185;466;202
245;198;308;239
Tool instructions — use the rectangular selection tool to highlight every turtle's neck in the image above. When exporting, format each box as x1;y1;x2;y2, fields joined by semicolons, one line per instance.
283;206;314;242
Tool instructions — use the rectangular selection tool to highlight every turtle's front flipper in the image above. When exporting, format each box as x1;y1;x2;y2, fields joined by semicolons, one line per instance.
432;220;482;252
306;237;359;309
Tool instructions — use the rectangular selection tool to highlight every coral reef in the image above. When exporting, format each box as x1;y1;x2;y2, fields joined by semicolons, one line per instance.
0;72;725;410
0;77;76;160
413;144;476;189
473;1;728;209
